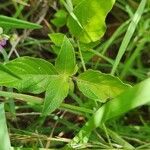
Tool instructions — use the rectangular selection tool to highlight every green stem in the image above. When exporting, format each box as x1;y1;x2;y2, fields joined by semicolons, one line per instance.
0;48;9;62
0;91;42;104
61;103;93;114
0;91;93;114
78;41;86;71
88;49;114;65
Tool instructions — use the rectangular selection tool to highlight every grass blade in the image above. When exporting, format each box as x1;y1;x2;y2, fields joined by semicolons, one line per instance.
111;0;147;75
0;103;11;150
0;15;42;29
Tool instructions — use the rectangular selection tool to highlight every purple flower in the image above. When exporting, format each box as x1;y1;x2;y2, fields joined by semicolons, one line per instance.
0;39;7;49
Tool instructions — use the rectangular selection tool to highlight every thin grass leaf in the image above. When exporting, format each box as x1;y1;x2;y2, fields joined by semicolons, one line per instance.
101;20;130;55
0;15;42;29
0;103;11;150
111;0;147;75
106;128;134;149
120;38;149;79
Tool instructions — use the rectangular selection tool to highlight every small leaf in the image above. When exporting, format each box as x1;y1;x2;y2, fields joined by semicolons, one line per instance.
55;36;76;75
77;70;130;102
0;15;42;29
67;0;116;43
42;75;69;115
0;57;57;93
0;103;11;150
49;33;65;47
51;9;67;27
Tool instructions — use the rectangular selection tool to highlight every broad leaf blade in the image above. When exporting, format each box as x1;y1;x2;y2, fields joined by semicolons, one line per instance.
42;75;69;116
0;15;42;29
0;57;57;93
0;103;11;150
0;64;21;79
70;77;150;147
55;36;76;75
77;70;130;102
67;0;116;43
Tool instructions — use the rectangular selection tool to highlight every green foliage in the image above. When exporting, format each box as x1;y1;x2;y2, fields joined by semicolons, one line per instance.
111;0;147;75
51;9;67;27
42;75;69;116
0;57;57;93
0;0;150;149
55;36;76;75
11;147;51;150
77;69;130;103
72;0;81;5
0;64;21;79
0;103;11;150
48;33;65;54
49;33;65;47
70;77;150;147
67;0;116;43
0;15;42;29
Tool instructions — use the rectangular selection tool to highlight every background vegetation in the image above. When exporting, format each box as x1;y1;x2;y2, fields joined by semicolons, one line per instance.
0;0;150;149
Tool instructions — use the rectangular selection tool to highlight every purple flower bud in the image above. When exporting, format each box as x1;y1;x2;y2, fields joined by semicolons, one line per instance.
0;39;7;49
0;39;6;46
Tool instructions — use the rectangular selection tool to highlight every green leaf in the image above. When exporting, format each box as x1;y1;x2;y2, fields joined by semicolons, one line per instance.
51;9;67;27
49;33;65;47
51;45;60;54
42;75;69;115
72;0;81;5
0;57;57;94
70;77;150;147
67;0;116;43
55;36;76;75
0;64;21;79
0;15;42;29
0;103;11;150
77;70;130;103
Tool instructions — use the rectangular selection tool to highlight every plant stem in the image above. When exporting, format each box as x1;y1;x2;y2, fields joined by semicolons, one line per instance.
0;91;42;104
0;91;93;114
88;49;114;65
77;41;86;71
